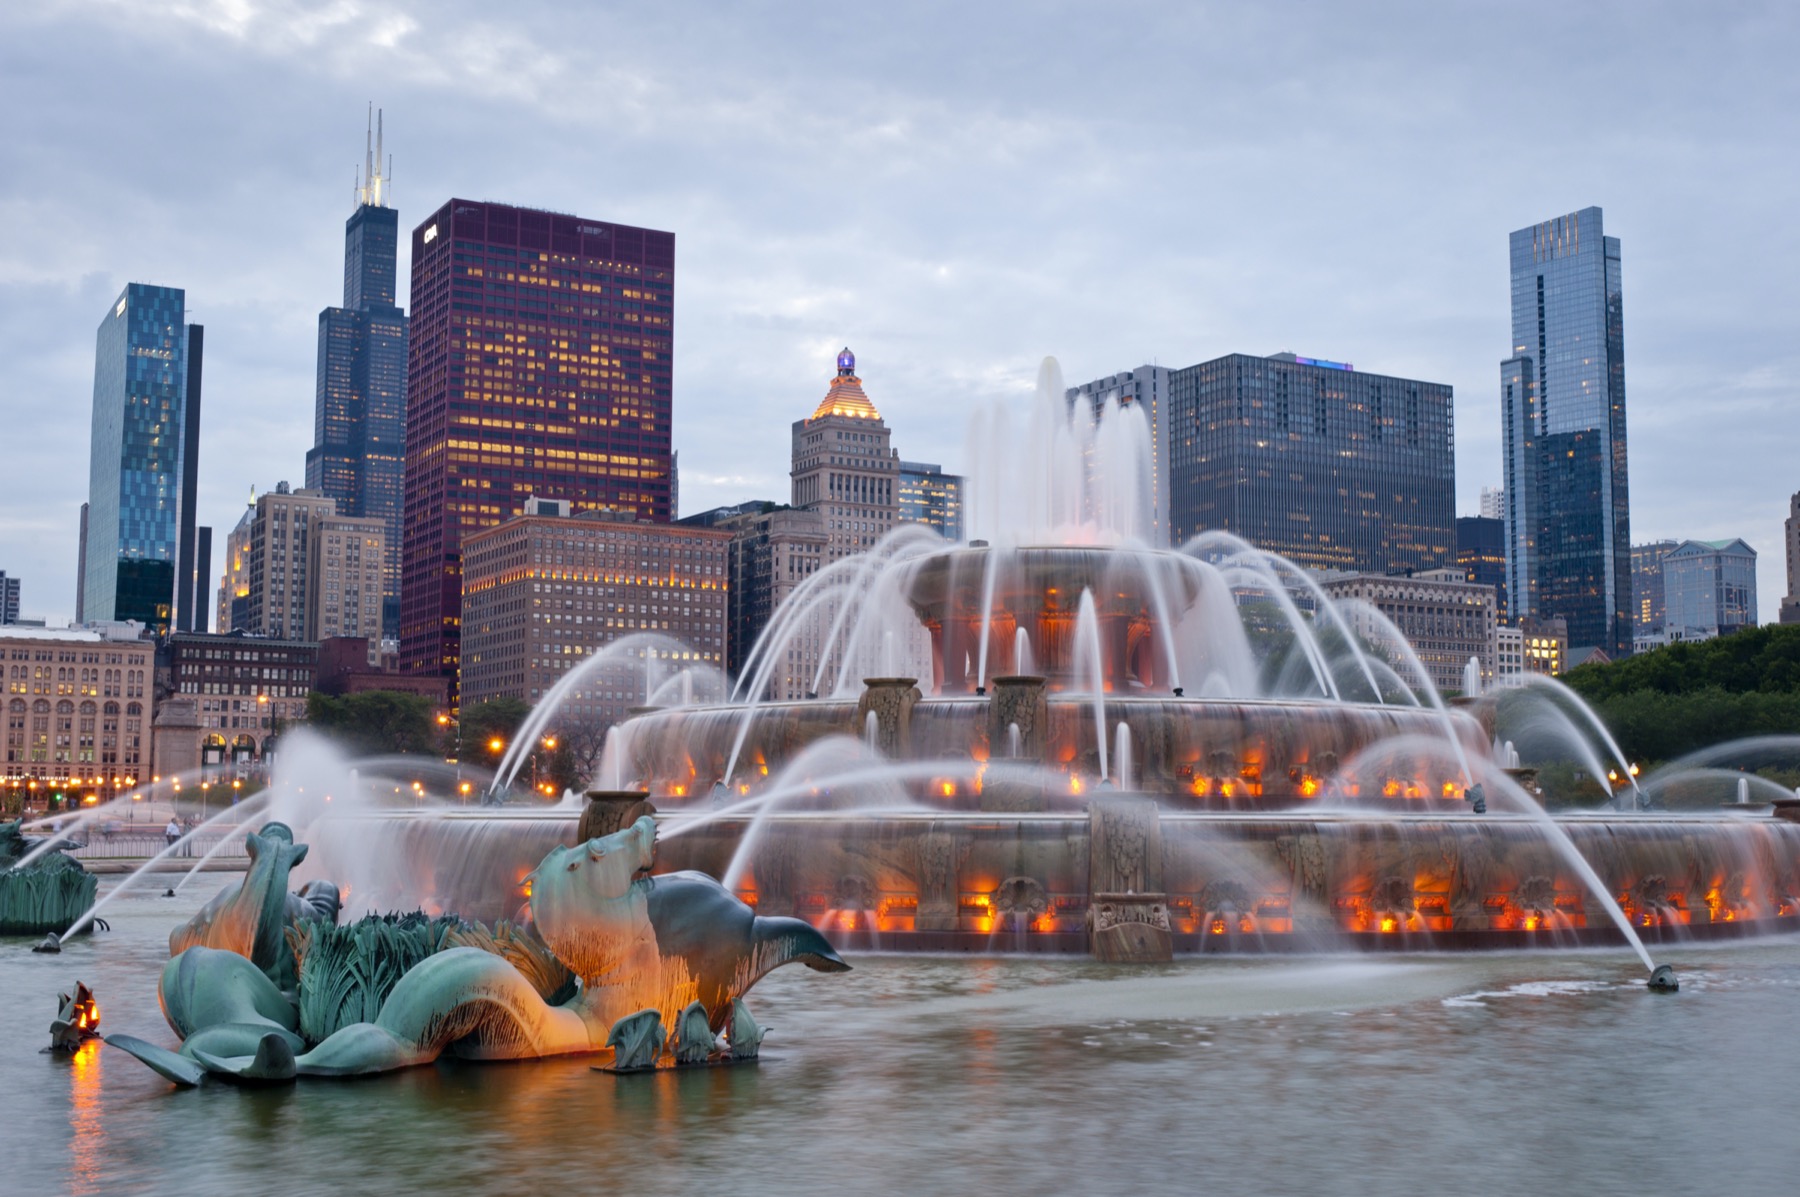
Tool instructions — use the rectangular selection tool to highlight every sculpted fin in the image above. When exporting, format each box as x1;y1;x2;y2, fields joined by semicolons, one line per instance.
104;1034;206;1087
189;1031;299;1084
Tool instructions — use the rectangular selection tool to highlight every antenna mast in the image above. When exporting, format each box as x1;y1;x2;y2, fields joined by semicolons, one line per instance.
356;104;390;209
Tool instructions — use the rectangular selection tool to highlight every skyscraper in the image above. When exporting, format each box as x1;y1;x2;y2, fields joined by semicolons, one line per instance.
1166;352;1454;574
0;571;18;625
84;283;203;633
1780;492;1800;624
307;110;408;638
400;199;675;689
1067;365;1171;545
791;348;898;560
1456;515;1508;622
1500;207;1631;658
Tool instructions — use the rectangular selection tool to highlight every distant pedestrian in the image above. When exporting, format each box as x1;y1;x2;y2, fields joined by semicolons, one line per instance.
164;818;181;853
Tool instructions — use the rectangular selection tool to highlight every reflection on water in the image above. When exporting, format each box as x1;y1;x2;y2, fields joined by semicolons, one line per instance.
8;879;1800;1194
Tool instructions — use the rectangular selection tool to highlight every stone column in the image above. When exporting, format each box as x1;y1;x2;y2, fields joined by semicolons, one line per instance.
987;676;1048;761
855;678;921;759
1086;794;1171;962
910;829;970;932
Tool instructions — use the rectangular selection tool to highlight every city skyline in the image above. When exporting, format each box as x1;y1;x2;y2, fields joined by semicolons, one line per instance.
3;4;1799;622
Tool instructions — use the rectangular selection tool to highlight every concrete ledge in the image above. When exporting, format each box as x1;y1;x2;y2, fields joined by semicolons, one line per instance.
84;860;248;875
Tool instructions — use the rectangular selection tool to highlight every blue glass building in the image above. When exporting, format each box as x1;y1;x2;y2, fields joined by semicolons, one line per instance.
1663;538;1757;640
84;283;202;632
307;115;408;637
1500;207;1631;657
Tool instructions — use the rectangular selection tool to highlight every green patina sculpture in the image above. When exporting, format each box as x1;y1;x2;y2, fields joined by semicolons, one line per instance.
607;1009;665;1071
668;1000;715;1065
107;814;849;1085
0;819;97;937
728;998;766;1060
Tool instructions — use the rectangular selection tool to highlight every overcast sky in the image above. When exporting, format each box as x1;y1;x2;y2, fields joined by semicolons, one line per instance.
3;1;1797;625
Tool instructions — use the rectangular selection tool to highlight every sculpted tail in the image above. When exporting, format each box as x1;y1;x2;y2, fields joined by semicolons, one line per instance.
752;916;851;975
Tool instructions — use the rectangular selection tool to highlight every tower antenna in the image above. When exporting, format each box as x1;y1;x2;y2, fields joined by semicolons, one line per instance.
356;105;390;209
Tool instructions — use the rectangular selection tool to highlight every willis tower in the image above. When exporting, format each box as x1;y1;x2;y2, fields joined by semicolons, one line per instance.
307;107;408;637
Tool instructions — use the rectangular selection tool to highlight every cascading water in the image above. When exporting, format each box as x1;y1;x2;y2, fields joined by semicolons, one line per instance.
1074;589;1108;783
282;352;1800;976
1014;628;1034;676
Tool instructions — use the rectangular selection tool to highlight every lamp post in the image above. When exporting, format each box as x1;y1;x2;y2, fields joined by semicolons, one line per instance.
532;735;558;798
485;737;505;806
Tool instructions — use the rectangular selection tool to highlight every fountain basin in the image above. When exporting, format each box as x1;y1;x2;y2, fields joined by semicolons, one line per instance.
299;805;1800;957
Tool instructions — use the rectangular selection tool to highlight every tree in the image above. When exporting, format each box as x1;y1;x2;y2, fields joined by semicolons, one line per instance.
460;697;533;769
305;691;440;758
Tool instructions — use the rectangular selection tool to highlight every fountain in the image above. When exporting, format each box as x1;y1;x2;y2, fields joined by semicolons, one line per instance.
280;358;1799;984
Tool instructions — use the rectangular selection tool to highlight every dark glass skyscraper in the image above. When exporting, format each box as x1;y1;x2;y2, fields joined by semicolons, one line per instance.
400;199;675;689
1500;206;1630;657
84;283;203;632
1167;352;1454;574
307;113;408;637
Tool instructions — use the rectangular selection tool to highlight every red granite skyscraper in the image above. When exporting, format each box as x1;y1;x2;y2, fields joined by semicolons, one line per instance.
400;200;675;689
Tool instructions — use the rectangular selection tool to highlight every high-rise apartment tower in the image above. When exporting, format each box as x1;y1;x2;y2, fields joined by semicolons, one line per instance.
1500;207;1631;658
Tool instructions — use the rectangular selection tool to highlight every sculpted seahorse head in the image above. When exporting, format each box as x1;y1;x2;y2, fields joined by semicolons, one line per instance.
170;822;308;978
527;815;657;983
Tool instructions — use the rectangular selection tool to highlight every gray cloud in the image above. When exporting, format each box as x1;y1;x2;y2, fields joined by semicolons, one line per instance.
3;0;1797;622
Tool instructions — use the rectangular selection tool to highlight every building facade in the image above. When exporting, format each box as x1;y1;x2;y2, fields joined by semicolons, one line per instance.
85;284;206;633
791;349;898;560
1520;616;1568;676
307;114;408;638
1167;353;1454;574
1456;515;1508;623
1067;365;1171;545
1493;624;1525;689
459;506;729;712
897;461;965;543
1500;207;1631;658
1630;539;1678;641
1479;485;1505;520
216;497;254;635
1319;571;1497;695
1;624;152;805
241;484;337;641
163;631;318;765
1663;538;1757;641
681;502;827;694
1782;492;1800;624
304;515;387;645
0;571;18;625
400;199;676;692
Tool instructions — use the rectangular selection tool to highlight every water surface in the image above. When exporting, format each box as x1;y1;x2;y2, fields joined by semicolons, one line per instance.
9;878;1798;1195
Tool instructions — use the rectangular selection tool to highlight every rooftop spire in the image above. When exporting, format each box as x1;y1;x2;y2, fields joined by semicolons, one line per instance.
810;347;882;421
356;104;390;209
